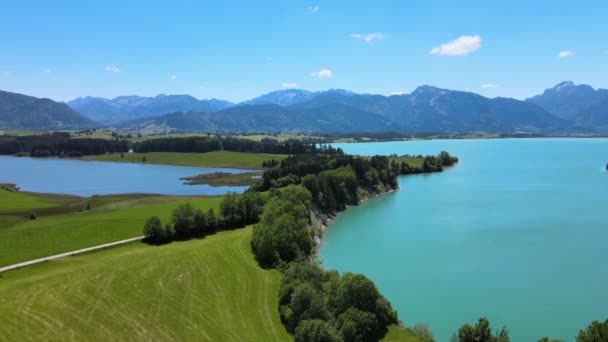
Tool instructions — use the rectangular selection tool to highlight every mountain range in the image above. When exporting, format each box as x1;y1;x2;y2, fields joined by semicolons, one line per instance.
526;81;608;131
68;95;234;124
1;82;607;134
0;90;94;130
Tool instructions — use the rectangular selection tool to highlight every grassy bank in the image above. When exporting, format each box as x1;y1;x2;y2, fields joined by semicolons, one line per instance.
0;188;222;267
84;151;287;169
0;227;290;341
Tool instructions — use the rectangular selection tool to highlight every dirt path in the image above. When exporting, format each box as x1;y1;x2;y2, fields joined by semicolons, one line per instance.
0;236;144;273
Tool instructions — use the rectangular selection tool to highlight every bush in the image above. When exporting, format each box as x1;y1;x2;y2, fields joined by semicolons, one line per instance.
412;323;435;342
29;212;37;220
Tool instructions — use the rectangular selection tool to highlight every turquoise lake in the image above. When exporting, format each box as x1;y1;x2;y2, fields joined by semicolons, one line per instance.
0;156;250;196
319;138;608;342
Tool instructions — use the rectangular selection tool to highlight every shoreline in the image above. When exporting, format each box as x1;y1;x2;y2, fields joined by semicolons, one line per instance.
311;187;397;255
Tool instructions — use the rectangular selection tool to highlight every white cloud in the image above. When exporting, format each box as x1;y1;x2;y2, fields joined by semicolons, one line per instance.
308;6;319;13
429;35;482;56
42;68;52;74
390;91;406;96
265;57;273;62
480;83;498;89
170;74;177;81
282;83;297;88
558;50;574;58
199;85;207;90
311;69;333;78
351;33;384;44
105;65;120;73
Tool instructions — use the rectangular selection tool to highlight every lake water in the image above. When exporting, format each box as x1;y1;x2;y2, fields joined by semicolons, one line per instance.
319;138;608;342
0;156;250;196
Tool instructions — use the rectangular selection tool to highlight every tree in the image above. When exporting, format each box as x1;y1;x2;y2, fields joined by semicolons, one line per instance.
207;208;217;232
251;186;312;266
287;283;330;331
576;320;608;342
294;320;341;342
143;216;166;244
538;338;563;342
454;318;509;342
164;223;175;241
336;308;378;342
193;209;208;236
172;203;195;239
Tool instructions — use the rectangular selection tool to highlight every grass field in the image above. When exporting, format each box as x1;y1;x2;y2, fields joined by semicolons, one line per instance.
0;129;41;136
382;326;424;342
0;188;59;213
0;189;222;267
84;151;287;169
389;156;424;168
0;188;420;341
0;227;291;341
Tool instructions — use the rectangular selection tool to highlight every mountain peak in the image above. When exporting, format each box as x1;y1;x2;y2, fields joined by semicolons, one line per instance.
553;81;575;90
412;85;445;94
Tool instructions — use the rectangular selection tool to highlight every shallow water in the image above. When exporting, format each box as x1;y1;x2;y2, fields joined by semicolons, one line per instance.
319;138;608;341
0;156;250;196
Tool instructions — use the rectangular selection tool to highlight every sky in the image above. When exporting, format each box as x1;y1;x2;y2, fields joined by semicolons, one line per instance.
1;0;607;102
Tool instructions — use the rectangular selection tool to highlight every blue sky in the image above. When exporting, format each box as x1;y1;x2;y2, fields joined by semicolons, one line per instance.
1;0;607;102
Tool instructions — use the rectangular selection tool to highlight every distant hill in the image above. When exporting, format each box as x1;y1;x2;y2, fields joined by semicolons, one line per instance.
526;81;608;130
68;95;234;124
0;90;94;130
120;103;395;134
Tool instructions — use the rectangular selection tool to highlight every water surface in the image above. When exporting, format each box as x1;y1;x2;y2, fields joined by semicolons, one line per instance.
319;138;608;341
0;156;250;196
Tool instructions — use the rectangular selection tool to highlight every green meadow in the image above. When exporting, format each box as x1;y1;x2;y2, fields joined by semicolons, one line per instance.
0;188;222;267
0;177;420;341
85;151;287;169
0;227;291;341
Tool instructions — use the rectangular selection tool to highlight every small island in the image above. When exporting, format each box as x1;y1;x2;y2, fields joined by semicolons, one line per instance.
181;171;261;187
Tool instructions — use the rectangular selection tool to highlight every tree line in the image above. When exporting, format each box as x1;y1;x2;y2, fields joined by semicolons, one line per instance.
143;192;265;244
250;152;456;213
0;132;128;156
444;317;608;342
249;185;400;341
133;136;344;155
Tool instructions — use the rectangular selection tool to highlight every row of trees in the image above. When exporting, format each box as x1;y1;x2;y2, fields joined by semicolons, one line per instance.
449;317;608;342
143;191;265;244
0;132;129;156
133;136;343;155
